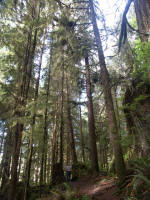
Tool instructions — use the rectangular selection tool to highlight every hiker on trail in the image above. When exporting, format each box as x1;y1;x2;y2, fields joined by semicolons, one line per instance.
66;164;72;182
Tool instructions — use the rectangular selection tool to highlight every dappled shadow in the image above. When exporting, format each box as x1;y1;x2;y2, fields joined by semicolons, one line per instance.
70;176;120;200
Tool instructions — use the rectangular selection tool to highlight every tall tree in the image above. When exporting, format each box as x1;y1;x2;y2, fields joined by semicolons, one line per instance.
66;77;78;164
1;129;12;189
59;61;65;175
23;37;45;200
85;55;99;172
9;2;41;199
89;0;126;181
40;40;51;186
79;95;85;163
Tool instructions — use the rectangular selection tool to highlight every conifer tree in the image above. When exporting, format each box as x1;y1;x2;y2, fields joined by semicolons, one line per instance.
88;0;126;181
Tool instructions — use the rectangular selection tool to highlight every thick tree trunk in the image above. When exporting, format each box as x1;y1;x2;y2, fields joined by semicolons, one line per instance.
9;6;39;198
66;132;71;165
79;96;85;163
51;113;60;184
51;100;65;185
18;148;22;180
47;144;51;183
85;56;99;172
0;130;5;155
112;87;121;131
40;38;52;186
66;79;78;164
51;113;58;169
9;29;32;199
23;42;44;200
40;46;53;185
89;0;125;181
42;111;48;184
59;64;64;170
134;0;150;41
9;123;24;200
58;62;65;182
1;130;12;189
35;149;40;185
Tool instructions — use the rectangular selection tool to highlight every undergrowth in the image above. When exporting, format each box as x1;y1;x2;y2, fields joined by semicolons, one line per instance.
49;182;91;200
122;157;150;200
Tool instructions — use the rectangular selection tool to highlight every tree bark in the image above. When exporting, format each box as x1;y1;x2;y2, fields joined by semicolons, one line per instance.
9;123;24;200
0;129;5;155
9;3;39;197
59;62;65;176
23;40;44;200
89;0;125;181
1;130;12;189
51;111;59;184
134;0;150;41
40;40;51;186
66;78;78;164
79;95;85;163
85;56;99;172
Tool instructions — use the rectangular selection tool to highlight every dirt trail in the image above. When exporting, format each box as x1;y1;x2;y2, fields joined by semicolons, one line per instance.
70;175;120;200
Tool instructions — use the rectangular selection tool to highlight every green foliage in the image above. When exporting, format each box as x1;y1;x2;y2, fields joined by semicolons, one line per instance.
76;195;90;200
50;183;91;200
133;41;150;82
124;158;150;199
130;94;149;111
122;94;149;113
124;197;137;200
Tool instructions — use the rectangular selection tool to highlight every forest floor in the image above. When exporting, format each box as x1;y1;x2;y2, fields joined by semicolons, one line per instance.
37;175;122;200
69;175;121;200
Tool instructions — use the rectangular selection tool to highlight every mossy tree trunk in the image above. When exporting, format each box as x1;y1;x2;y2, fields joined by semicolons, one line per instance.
66;78;78;165
79;95;85;163
23;38;44;200
85;55;99;172
89;0;126;181
1;130;12;189
134;0;150;42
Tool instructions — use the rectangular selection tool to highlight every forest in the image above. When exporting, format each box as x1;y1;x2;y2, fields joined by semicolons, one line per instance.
0;0;150;200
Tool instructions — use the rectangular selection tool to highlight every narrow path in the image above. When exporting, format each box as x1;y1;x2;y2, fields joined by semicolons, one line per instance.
70;175;120;200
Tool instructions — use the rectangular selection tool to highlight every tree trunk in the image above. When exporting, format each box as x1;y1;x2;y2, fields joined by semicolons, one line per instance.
47;143;51;183
1;130;12;189
17;148;22;180
85;56;99;172
89;0;125;181
23;41;44;200
40;38;52;186
0;129;5;155
79;95;85;163
66;131;71;165
51;112;59;184
40;57;50;186
59;62;65;180
9;5;39;198
66;78;78;164
9;123;24;200
112;87;121;131
134;0;150;41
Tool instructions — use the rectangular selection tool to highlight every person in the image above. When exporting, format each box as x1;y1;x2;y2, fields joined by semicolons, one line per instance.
66;164;72;182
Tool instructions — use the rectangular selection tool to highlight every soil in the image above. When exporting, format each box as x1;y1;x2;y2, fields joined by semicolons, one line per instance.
37;175;122;200
70;175;121;200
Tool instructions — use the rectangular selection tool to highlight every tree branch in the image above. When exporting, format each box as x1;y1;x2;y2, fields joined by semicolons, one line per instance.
118;0;134;52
